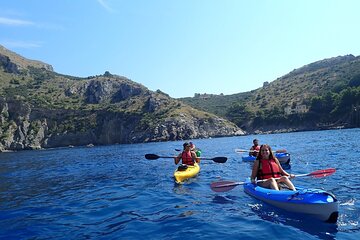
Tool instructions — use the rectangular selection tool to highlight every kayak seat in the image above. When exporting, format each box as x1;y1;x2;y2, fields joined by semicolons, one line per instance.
177;164;188;171
278;183;292;190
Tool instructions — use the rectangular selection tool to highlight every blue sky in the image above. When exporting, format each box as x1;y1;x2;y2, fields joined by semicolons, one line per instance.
1;0;360;98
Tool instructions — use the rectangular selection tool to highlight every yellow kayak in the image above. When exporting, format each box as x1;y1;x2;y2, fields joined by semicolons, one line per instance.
174;163;200;184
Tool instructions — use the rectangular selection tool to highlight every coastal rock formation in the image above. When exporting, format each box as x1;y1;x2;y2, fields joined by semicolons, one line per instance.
0;44;244;151
0;97;243;151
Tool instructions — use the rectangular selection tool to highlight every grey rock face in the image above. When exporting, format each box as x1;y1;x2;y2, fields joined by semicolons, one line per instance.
0;96;244;151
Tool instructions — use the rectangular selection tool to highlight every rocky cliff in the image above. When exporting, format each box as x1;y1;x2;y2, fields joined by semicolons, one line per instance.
0;45;244;151
0;96;243;151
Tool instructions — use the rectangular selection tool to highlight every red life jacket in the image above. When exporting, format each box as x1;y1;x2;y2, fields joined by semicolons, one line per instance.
252;145;260;151
181;151;194;165
250;145;260;156
257;158;281;180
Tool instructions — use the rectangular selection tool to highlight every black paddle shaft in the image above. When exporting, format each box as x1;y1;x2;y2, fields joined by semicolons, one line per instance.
145;154;227;163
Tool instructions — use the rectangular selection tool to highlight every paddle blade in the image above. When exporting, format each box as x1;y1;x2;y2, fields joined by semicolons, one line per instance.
210;181;241;192
309;168;336;178
145;154;159;160
212;157;227;163
235;149;248;153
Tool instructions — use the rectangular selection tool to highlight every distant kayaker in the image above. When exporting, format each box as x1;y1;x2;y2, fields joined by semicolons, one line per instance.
174;142;200;166
250;144;295;190
189;141;201;157
249;139;260;156
189;142;196;151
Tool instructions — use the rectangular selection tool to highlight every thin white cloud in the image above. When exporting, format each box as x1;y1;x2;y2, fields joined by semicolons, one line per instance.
0;17;34;26
1;40;42;49
0;15;64;31
97;0;115;12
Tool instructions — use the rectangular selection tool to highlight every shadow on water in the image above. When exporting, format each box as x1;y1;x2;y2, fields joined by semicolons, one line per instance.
173;183;193;195
212;195;238;204
249;202;338;240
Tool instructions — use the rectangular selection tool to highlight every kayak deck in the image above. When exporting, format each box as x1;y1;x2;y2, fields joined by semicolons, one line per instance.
242;154;291;170
174;163;200;184
242;152;290;164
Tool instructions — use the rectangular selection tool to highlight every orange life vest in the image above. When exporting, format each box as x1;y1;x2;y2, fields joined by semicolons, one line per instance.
250;145;260;156
252;145;260;151
181;151;194;165
257;158;281;180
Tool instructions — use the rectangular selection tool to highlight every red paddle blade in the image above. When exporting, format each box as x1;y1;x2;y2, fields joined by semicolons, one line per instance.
309;168;336;178
210;181;241;192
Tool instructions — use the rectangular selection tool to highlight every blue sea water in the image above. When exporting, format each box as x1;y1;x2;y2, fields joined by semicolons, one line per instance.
0;128;359;239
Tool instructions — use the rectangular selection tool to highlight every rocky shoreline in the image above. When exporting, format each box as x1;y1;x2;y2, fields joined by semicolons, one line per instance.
0;97;244;152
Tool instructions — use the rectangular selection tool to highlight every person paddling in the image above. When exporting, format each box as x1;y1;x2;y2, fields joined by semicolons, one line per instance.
174;142;200;166
250;144;295;190
249;139;260;156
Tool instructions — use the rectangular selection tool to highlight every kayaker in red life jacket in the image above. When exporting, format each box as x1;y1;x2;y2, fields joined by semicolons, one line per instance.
250;144;295;190
174;142;200;166
249;139;260;157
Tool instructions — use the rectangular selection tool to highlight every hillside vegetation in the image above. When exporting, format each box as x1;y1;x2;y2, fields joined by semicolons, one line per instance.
0;45;241;151
181;55;360;132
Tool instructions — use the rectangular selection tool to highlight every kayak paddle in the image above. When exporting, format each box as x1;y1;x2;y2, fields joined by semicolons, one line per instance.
235;148;288;153
210;168;336;192
294;168;336;178
145;154;227;163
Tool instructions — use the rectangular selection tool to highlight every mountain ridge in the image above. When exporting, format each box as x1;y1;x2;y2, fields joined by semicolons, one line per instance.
180;54;360;133
0;45;243;151
0;45;53;71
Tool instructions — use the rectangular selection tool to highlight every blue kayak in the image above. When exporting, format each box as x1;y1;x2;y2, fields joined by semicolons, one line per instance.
242;152;290;164
243;180;338;223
